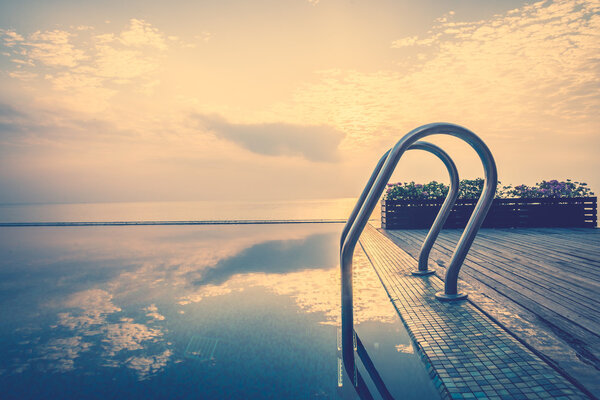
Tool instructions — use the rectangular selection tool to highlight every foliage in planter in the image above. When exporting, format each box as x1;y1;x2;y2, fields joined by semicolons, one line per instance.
505;179;593;198
385;181;448;200
384;178;594;201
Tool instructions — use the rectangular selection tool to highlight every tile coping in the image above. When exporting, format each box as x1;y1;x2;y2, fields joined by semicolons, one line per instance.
357;224;590;400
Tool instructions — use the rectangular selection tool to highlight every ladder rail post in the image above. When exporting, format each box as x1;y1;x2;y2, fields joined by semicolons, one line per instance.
340;140;461;387
406;141;460;276
340;123;498;387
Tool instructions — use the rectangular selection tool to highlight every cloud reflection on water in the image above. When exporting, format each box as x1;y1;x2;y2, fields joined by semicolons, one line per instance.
48;289;168;379
192;233;339;286
179;242;395;326
39;336;92;373
3;224;397;380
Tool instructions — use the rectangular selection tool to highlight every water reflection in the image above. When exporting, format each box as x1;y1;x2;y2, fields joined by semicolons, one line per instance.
1;224;356;386
50;288;168;379
0;224;437;399
355;333;395;400
180;247;397;327
192;233;339;286
39;336;92;373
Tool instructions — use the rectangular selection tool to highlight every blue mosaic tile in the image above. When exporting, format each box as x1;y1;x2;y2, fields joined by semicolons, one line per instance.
358;225;588;400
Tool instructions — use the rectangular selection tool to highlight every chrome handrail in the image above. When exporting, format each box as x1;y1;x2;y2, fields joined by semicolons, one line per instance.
340;123;497;388
339;141;458;396
340;149;391;250
406;141;460;276
340;142;459;273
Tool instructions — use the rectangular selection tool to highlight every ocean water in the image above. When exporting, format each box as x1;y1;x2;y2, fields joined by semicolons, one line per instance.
0;223;440;399
0;199;373;223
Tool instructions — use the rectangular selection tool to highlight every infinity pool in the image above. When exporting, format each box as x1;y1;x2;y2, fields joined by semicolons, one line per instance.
0;224;440;399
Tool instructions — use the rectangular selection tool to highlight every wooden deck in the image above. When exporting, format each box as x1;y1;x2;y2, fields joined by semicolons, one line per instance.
378;227;600;396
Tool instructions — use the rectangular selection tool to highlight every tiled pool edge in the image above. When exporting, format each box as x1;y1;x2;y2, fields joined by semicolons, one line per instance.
358;225;589;400
396;299;453;400
358;240;453;400
379;227;600;399
463;294;597;400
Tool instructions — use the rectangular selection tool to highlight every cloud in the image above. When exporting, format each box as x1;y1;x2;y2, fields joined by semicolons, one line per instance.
0;103;30;140
58;289;121;329
7;70;39;80
93;45;159;80
284;0;600;147
390;35;419;48
390;34;440;48
0;29;25;46
125;349;172;380
195;113;345;162
0;19;170;113
194;32;211;42
25;30;88;67
0;102;24;118
101;320;162;356
118;19;167;50
0;2;597;203
144;304;165;320
0;102;135;146
167;225;395;326
258;0;600;198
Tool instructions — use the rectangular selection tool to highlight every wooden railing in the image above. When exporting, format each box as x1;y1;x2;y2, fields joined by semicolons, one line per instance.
382;196;597;229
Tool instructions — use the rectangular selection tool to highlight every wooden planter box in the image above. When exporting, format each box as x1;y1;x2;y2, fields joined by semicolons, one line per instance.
381;197;597;229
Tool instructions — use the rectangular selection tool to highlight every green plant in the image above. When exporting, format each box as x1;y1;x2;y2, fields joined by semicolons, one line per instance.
385;181;449;201
384;179;594;200
505;179;594;198
457;178;484;199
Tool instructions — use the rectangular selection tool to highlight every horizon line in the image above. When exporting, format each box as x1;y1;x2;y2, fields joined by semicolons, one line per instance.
0;219;356;227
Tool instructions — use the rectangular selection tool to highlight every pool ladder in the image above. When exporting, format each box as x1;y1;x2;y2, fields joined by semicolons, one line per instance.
340;123;498;399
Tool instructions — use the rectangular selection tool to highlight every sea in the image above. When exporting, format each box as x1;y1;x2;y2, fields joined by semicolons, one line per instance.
0;198;380;225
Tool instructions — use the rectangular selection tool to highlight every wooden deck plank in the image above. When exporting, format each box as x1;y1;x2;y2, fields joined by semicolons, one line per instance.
472;232;600;278
381;227;600;368
429;234;600;311
426;236;600;335
475;230;600;267
388;229;600;291
449;233;600;301
466;240;600;293
413;228;600;270
386;229;600;317
484;229;600;258
359;225;594;399
389;228;599;302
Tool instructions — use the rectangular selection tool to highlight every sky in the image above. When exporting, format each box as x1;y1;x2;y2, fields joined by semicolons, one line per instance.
0;0;598;204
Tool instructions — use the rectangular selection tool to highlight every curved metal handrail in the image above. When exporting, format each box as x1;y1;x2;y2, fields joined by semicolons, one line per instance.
338;141;458;396
340;142;459;273
340;123;497;387
339;141;459;393
405;141;460;275
340;149;391;250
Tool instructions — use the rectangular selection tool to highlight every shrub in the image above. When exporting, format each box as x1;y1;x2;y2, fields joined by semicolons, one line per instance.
385;181;448;201
384;179;594;201
506;179;594;198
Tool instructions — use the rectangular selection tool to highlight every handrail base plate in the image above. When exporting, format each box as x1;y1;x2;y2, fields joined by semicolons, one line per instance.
411;269;436;276
435;291;468;301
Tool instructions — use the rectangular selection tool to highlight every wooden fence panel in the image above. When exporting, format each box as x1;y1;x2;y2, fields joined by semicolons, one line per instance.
382;197;597;229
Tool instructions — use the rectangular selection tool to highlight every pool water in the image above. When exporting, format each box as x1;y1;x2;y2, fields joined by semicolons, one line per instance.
0;224;440;399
